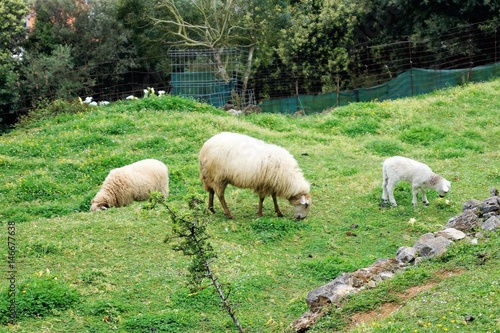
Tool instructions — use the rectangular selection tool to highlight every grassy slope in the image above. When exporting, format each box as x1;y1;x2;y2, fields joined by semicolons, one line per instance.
0;80;499;332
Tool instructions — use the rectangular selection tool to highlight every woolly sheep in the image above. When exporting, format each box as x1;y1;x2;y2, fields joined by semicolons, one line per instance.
381;156;451;207
199;132;312;219
90;159;169;211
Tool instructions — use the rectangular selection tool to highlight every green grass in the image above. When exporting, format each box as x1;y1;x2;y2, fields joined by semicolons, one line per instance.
0;80;499;332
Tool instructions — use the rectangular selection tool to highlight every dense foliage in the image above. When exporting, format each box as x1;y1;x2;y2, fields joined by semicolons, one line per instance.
0;0;498;125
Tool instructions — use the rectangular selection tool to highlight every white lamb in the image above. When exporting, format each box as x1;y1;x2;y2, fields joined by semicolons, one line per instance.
199;132;312;219
90;159;169;211
381;156;451;207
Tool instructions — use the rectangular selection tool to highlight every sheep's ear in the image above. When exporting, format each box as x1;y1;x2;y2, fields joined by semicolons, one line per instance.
299;195;309;207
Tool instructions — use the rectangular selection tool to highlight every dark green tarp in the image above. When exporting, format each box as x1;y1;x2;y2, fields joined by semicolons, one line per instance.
260;63;499;114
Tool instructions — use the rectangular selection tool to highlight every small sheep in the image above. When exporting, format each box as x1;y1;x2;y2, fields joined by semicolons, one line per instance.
381;156;451;207
90;159;169;211
199;132;311;219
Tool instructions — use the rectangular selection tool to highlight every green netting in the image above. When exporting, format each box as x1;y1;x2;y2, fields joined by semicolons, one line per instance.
170;72;235;107
260;63;499;114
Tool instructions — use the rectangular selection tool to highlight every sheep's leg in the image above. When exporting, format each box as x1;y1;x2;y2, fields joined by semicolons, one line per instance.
208;189;215;213
272;194;284;217
411;186;419;206
216;184;234;219
387;179;398;206
421;190;429;205
381;176;389;203
257;196;265;217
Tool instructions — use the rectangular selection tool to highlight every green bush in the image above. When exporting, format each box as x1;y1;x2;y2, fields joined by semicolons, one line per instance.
0;273;79;324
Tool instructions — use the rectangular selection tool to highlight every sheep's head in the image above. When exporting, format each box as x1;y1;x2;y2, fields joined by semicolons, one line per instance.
437;179;451;198
289;194;311;220
90;198;109;211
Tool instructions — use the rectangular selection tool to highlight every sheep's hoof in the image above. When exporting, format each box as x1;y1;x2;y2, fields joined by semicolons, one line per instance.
379;201;390;208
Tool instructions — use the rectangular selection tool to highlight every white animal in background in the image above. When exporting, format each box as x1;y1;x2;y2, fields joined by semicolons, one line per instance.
90;159;169;211
382;156;451;207
199;132;312;219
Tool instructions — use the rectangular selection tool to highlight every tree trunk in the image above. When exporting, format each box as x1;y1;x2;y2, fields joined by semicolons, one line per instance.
212;47;230;82
241;45;255;106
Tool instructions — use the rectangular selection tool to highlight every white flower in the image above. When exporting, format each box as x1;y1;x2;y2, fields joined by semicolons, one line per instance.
99;101;110;106
158;90;166;96
144;87;156;98
83;96;93;104
89;101;98;106
126;95;137;100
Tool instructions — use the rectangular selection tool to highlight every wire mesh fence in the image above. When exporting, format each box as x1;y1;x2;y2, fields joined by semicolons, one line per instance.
3;20;498;120
254;21;499;113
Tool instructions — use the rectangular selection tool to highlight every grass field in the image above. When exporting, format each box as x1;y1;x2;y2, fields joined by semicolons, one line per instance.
0;79;499;332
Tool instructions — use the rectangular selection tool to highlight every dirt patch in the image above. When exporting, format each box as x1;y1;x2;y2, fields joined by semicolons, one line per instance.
347;269;464;330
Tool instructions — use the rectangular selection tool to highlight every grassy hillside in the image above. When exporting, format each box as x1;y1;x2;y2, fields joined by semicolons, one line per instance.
0;79;499;332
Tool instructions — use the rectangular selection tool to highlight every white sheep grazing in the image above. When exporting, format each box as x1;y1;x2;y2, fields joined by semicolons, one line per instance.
90;159;169;211
381;156;451;207
199;132;312;219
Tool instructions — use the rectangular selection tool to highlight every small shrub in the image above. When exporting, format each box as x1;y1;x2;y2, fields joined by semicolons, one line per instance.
0;273;79;323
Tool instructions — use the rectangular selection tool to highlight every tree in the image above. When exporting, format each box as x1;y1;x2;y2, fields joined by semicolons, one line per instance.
19;44;93;102
276;0;372;92
150;193;245;333
152;0;290;105
0;0;28;124
21;0;138;105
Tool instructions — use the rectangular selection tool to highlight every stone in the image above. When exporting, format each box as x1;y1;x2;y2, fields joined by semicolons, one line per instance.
305;273;355;311
482;215;500;232
435;228;466;241
396;246;417;264
414;234;452;258
291;310;324;333
445;209;479;232
462;199;482;211
479;196;500;215
380;272;394;280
